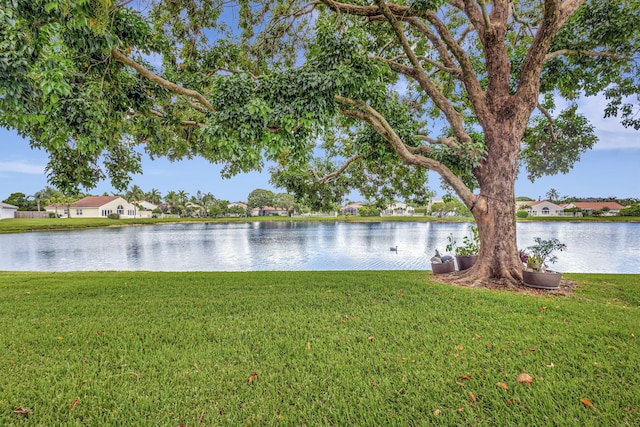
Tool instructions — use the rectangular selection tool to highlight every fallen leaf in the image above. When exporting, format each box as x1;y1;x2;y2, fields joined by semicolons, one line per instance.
247;373;258;385
71;399;79;410
580;398;594;408
13;407;32;415
455;345;464;350
306;341;311;350
458;375;472;380
539;306;547;311
517;373;534;386
402;376;406;382
433;409;441;416
546;363;555;368
458;407;464;412
368;336;374;341
496;382;509;390
199;411;205;422
456;381;465;386
468;391;477;402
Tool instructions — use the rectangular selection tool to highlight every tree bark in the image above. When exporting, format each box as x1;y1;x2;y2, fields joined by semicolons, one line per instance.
454;112;526;286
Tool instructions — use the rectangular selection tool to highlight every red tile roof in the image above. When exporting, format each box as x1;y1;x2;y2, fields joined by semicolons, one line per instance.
71;196;121;208
569;202;626;210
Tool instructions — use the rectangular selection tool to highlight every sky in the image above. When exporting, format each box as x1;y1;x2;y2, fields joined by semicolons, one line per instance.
1;113;638;204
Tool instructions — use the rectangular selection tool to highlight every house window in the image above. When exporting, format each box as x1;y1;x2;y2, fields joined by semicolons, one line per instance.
117;205;124;215
542;207;550;215
76;209;83;216
102;209;112;217
128;210;135;216
63;209;68;215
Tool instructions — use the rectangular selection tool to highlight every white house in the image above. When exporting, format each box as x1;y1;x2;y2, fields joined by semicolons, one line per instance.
251;205;289;216
381;202;415;216
0;202;18;220
46;196;141;218
524;200;565;216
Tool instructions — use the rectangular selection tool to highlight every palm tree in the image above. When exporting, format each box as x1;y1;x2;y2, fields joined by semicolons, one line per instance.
176;190;189;216
146;188;162;205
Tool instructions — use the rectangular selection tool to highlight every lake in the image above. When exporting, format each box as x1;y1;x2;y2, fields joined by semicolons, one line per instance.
1;221;639;273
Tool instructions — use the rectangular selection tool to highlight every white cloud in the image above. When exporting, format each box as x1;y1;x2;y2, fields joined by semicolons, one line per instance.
0;161;45;174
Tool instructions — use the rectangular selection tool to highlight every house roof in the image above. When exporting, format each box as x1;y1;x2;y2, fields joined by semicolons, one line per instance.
0;202;18;209
568;202;626;210
71;196;121;208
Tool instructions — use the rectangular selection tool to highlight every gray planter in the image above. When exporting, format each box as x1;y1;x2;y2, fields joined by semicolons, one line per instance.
522;270;562;290
431;262;455;274
456;255;478;271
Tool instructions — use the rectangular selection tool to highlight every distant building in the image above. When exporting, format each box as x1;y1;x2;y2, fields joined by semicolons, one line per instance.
0;202;18;220
46;196;142;218
381;202;415;216
341;202;365;216
523;200;565;216
563;202;626;216
251;206;289;216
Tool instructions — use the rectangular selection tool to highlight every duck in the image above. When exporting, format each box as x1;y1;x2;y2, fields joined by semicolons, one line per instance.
390;246;398;252
430;249;442;263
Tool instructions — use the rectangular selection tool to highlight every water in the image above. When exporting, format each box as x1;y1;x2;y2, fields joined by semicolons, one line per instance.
0;221;639;272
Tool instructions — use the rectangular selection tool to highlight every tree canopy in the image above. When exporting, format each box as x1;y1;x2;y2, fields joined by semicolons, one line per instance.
1;0;638;284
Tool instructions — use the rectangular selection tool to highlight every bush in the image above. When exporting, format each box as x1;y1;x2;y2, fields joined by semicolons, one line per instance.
516;210;529;218
48;212;57;218
620;204;640;216
107;213;120;220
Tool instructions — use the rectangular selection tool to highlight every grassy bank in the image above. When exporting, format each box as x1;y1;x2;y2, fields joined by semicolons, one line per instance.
1;271;638;425
2;214;639;234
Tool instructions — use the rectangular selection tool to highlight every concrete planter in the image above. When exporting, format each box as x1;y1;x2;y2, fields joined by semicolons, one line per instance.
455;255;478;271
522;269;562;290
431;262;455;274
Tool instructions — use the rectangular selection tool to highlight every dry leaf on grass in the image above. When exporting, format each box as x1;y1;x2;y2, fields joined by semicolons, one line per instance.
496;382;509;390
433;409;441;416
517;373;534;385
580;398;595;408
13;407;32;415
247;373;258;385
468;391;477;403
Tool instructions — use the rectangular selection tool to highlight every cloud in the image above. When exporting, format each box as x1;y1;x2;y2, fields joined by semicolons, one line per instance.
0;161;45;174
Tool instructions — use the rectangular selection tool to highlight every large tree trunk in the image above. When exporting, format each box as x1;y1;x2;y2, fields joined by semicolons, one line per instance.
454;117;525;286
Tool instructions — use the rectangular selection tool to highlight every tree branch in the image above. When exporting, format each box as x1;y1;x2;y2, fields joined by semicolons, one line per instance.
309;154;363;184
536;103;557;143
545;49;633;63
111;49;216;113
335;95;474;205
149;110;205;127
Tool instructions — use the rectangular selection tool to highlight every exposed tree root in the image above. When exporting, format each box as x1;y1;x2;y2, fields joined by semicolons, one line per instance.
431;269;578;297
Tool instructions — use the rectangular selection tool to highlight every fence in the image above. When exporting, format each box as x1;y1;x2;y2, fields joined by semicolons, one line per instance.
14;211;49;219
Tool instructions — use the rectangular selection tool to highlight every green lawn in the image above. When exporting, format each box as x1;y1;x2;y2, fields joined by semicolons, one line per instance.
1;271;638;425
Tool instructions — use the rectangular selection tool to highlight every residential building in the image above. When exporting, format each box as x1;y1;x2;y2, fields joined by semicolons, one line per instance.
46;196;141;218
563;201;627;216
251;206;289;216
523;200;565;216
381;202;415;216
0;202;18;220
341;202;365;216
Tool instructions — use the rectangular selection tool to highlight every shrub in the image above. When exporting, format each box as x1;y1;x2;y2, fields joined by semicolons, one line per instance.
107;213;120;220
516;210;529;218
48;212;57;218
620;204;640;216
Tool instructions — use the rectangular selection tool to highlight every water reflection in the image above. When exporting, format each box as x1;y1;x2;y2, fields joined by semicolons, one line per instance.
0;222;638;273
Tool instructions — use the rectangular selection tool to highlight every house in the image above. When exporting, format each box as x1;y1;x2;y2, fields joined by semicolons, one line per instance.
523;200;565;216
46;196;140;218
381;202;415;216
251;206;289;216
341;202;365;216
227;202;248;217
0;202;18;220
133;201;158;211
563;201;627;216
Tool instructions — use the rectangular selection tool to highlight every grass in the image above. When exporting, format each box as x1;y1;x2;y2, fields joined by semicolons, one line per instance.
1;271;638;425
2;214;638;234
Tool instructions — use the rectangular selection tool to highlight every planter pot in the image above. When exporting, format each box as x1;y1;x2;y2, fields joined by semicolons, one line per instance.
522;269;562;290
431;262;455;274
456;255;478;271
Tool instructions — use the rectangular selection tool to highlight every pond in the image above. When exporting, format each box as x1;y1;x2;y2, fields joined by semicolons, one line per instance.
1;221;639;273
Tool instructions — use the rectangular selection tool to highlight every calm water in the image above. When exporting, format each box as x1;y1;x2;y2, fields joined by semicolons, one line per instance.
1;221;639;273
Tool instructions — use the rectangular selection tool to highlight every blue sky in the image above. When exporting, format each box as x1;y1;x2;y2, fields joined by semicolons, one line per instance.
1;93;639;203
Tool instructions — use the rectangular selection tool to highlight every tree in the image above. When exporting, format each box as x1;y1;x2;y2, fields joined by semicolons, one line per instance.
2;0;639;285
145;188;163;205
546;188;560;202
3;192;30;210
248;189;276;210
